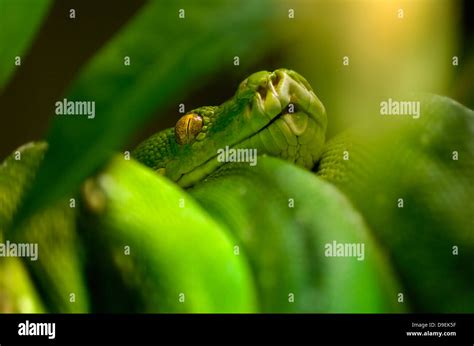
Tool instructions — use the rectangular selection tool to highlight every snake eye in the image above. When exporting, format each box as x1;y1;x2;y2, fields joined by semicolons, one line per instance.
175;113;203;145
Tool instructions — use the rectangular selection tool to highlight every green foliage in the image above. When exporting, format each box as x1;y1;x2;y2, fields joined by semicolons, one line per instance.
319;95;474;312
0;143;90;312
81;156;257;312
13;0;277;227
0;258;45;313
0;0;52;88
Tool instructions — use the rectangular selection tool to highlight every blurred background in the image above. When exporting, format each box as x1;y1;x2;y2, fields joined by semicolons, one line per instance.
0;0;472;158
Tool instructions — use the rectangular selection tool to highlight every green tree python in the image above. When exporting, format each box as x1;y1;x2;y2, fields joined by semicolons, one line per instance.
0;69;472;313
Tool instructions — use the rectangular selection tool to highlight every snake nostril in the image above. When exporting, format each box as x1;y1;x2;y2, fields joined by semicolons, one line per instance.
256;84;267;100
270;72;281;88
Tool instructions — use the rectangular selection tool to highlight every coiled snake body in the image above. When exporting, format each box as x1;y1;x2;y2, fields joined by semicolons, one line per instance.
1;69;473;313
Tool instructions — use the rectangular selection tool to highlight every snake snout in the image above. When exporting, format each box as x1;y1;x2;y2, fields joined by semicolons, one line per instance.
272;69;326;126
254;69;315;120
241;69;326;129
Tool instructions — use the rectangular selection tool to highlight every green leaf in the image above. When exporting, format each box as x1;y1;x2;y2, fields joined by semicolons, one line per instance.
81;155;257;312
0;0;52;88
0;258;45;313
0;143;90;312
12;0;277;227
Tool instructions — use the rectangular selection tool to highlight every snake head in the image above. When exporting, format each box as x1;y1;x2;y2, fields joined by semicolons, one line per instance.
236;69;326;135
133;69;327;187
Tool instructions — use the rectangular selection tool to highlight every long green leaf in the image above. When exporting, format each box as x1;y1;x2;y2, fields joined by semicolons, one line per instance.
0;0;51;88
13;0;277;227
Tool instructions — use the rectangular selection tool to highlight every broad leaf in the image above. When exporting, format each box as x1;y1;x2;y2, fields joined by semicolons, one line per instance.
12;0;277;227
0;0;52;88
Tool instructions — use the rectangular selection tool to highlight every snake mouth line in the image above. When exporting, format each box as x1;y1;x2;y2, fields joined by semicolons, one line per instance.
175;70;326;186
175;108;316;187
